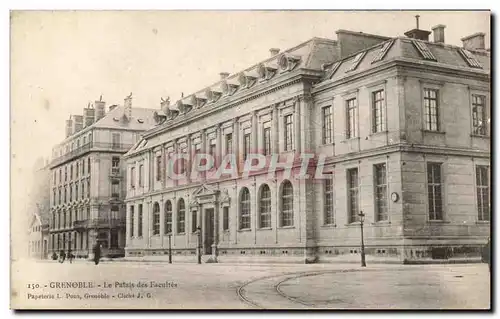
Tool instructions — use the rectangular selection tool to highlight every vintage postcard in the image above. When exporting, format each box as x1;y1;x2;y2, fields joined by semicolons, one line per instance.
10;10;491;310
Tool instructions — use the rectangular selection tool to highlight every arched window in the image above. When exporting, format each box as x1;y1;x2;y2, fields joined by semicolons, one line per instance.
177;199;185;233
280;180;294;227
164;200;172;234
239;188;251;230
152;202;160;235
259;184;271;228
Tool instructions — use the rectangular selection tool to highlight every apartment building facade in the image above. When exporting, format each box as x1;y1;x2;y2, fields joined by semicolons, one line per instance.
49;96;158;258
124;25;490;263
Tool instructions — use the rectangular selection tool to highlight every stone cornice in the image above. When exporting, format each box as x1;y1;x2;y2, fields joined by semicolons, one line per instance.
313;57;490;95
143;69;322;141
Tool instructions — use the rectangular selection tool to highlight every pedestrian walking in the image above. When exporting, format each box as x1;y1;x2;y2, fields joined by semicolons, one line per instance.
481;237;491;272
93;242;101;265
58;250;66;263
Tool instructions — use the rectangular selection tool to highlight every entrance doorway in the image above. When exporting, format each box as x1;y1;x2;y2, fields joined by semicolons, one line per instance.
204;208;214;254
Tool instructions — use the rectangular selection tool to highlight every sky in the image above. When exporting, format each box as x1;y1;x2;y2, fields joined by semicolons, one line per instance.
10;10;490;209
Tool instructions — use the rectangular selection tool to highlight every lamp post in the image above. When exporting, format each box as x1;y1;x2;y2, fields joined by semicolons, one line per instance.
358;211;366;267
168;234;172;264
196;226;202;264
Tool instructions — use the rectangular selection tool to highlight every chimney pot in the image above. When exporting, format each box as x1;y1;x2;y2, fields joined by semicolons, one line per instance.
269;48;280;56
432;24;446;44
461;32;486;50
219;72;230;80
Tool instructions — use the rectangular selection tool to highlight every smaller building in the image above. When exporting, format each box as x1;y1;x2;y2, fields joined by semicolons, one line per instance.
27;209;50;259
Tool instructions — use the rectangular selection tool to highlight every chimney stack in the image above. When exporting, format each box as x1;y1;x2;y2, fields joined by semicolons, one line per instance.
219;72;230;80
94;95;106;121
124;93;133;119
432;24;446;44
83;103;95;127
461;32;485;51
269;48;280;56
71;115;83;133
65;118;73;138
404;14;431;41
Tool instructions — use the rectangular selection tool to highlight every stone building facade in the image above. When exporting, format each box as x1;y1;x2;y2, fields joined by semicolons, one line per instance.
124;26;490;263
49;96;158;258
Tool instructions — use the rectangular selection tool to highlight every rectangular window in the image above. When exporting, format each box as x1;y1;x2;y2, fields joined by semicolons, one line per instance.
53;189;56;204
284;114;293;151
177;206;185;234
81;182;84;200
324;176;334;225
322;106;333;144
65;166;67;182
111;205;119;220
427;163;443;220
156;155;162;181
112;133;121;149
139;164;143;187
225;133;233;156
87;178;90;198
76;163;79;178
476;165;490;221
70;165;73;180
424;89;439;131
87;158;91;175
75;184;78;202
130;167;136;188
191;211;197;233
223;207;229;231
243;133;251;161
112;157;120;175
69;185;73;202
472;95;487;136
263;127;271;156
138;204;143;237
111;180;120;198
130;206;135;237
374;163;388;221
347;168;359;223
372;90;386;133
346;98;358;139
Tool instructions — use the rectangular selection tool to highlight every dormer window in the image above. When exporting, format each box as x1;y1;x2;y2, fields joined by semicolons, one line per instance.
412;40;437;61
278;53;301;72
323;61;341;80
347;51;366;72
372;40;395;63
458;48;482;68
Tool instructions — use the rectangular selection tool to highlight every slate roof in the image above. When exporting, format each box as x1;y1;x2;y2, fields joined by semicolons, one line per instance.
321;37;490;84
55;105;158;147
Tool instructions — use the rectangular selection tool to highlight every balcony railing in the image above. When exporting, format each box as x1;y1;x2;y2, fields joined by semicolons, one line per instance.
51;142;134;168
73;218;126;230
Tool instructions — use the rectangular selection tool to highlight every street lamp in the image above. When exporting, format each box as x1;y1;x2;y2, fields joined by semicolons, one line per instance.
358;211;366;267
168;234;172;264
196;226;202;264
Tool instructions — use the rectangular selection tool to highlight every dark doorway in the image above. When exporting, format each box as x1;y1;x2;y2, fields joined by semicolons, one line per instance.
204;208;214;254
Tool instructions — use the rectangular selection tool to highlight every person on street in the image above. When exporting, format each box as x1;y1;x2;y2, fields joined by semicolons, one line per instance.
59;250;66;263
93;242;101;265
481;237;491;272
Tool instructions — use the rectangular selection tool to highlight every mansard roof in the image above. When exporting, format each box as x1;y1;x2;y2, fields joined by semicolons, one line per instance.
55;105;158;147
319;37;490;86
